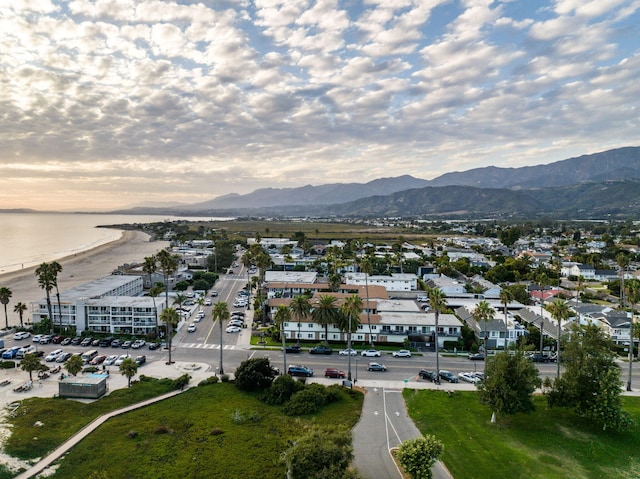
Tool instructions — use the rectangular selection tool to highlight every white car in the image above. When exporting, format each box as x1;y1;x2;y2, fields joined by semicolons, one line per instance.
392;349;412;358
187;324;197;333
45;349;64;362
228;320;244;327
225;325;241;333
361;349;381;357
114;354;129;366
458;372;481;384
103;355;118;366
339;348;357;356
13;331;30;340
193;316;202;323
32;334;44;343
205;299;212;306
417;295;429;302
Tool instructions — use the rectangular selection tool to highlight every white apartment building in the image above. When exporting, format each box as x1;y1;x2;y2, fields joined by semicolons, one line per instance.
344;272;417;292
31;275;166;336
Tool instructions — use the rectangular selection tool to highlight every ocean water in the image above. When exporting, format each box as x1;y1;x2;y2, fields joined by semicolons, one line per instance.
0;213;228;274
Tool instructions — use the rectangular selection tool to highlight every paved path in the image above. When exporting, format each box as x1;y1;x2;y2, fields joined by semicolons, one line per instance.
352;386;453;479
15;389;185;479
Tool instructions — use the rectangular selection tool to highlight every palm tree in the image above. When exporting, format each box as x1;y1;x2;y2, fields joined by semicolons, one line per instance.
289;296;311;346
142;255;157;289
428;288;447;384
273;305;292;374
361;258;373;346
241;251;254;309
536;271;550;354
13;301;27;329
119;357;138;388
499;287;515;351
212;302;230;374
50;261;63;329
472;300;495;376
20;354;42;381
157;249;179;321
625;280;640;391
311;295;340;346
0;287;12;330
35;263;55;333
547;298;571;379
148;283;164;338
254;250;272;323
160;307;179;365
340;295;362;381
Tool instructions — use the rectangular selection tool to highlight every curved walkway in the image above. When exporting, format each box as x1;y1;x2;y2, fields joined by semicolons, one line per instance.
15;388;186;479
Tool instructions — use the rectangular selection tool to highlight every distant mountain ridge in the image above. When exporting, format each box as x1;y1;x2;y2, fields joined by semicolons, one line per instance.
111;146;640;219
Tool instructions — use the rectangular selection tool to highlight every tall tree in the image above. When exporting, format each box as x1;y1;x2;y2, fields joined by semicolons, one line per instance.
361;258;373;345
547;299;571;379
340;294;362;381
499;287;515;351
156;249;179;323
283;426;353;479
311;295;340;346
427;288;447;384
160;307;179;365
50;261;63;328
546;323;633;431
148;283;164;338
273;305;292;374
13;301;27;329
142;255;157;289
478;351;541;423
35;262;55;333
119;357;138;388
65;354;84;376
0;286;12;330
20;354;43;381
472;300;495;376
625;279;640;390
212;301;230;374
289;296;311;345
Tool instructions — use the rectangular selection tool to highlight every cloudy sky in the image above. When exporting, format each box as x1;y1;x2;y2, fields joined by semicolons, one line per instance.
1;0;639;211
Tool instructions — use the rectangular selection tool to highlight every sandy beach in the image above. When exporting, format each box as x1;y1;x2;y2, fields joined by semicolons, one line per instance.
0;230;169;328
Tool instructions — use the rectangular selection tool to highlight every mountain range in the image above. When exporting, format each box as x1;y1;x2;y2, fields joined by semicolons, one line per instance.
114;146;640;219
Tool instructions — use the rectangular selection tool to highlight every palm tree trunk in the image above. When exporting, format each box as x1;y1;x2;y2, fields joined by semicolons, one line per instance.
281;322;287;375
219;316;224;374
435;311;440;384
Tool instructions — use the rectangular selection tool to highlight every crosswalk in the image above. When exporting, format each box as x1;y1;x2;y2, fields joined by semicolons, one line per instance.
178;343;239;350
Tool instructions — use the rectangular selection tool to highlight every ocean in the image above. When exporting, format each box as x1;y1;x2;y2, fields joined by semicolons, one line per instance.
0;213;229;275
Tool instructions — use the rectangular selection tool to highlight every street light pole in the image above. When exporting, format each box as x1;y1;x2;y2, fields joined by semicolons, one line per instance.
347;313;352;381
628;312;634;391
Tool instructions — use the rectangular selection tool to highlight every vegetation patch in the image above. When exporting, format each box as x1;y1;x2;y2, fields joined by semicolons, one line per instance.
404;389;640;479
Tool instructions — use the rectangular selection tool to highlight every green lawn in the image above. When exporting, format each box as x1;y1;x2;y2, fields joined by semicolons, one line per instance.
9;381;362;479
403;390;640;479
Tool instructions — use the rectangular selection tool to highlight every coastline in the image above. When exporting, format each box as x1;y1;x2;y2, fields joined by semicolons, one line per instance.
0;230;169;328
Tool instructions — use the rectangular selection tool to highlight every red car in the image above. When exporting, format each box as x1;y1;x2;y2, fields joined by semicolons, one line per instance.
324;368;346;379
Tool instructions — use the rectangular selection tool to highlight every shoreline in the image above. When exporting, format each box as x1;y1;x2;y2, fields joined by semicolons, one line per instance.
0;230;169;328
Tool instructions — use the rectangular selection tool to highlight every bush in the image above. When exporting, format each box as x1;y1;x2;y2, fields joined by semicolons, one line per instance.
172;373;191;390
198;376;219;386
0;361;16;369
283;386;328;416
261;375;305;405
234;357;276;392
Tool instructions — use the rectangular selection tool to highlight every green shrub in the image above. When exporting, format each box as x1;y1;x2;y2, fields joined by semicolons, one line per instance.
171;373;191;390
261;374;304;405
0;361;16;369
283;386;328;416
198;376;219;386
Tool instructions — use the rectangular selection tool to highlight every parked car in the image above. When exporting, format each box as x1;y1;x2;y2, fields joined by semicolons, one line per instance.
111;339;122;348
148;342;162;350
361;349;381;357
458;372;481;384
205;299;212;306
90;355;107;366
91;339;101;347
103;355;118;365
288;365;313;377
193;316;202;323
324;368;346;379
131;340;145;349
16;345;36;358
32;334;44;343
121;340;133;349
392;349;412;358
52;335;65;344
187;324;197;333
529;353;550;363
339;348;357;356
225;325;241;333
417;295;429;302
98;337;114;347
418;369;438;382
210;290;218;297
70;337;83;345
13;331;30;340
468;353;484;360
439;370;459;383
56;352;73;363
61;337;72;346
367;362;387;372
80;337;93;347
231;312;245;319
39;335;53;344
114;354;129;366
285;345;301;353
135;355;146;366
310;346;333;355
3;347;21;359
45;349;64;362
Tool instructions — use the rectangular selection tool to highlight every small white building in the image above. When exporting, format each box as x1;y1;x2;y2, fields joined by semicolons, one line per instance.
344;272;417;292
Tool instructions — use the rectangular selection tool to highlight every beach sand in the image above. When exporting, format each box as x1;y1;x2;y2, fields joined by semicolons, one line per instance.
0;230;169;328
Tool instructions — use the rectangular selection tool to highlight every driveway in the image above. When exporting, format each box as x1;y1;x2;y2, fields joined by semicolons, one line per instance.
352;386;453;479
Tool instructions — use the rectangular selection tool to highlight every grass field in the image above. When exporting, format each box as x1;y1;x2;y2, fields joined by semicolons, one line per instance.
403;390;640;479
8;380;363;479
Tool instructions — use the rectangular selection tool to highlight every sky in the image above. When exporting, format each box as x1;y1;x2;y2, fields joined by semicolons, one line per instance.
1;0;639;211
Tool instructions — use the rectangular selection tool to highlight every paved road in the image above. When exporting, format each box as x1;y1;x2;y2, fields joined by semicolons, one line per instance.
353;386;453;479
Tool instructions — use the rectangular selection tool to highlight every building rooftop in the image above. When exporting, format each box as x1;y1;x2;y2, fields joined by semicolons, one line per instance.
58;275;142;301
